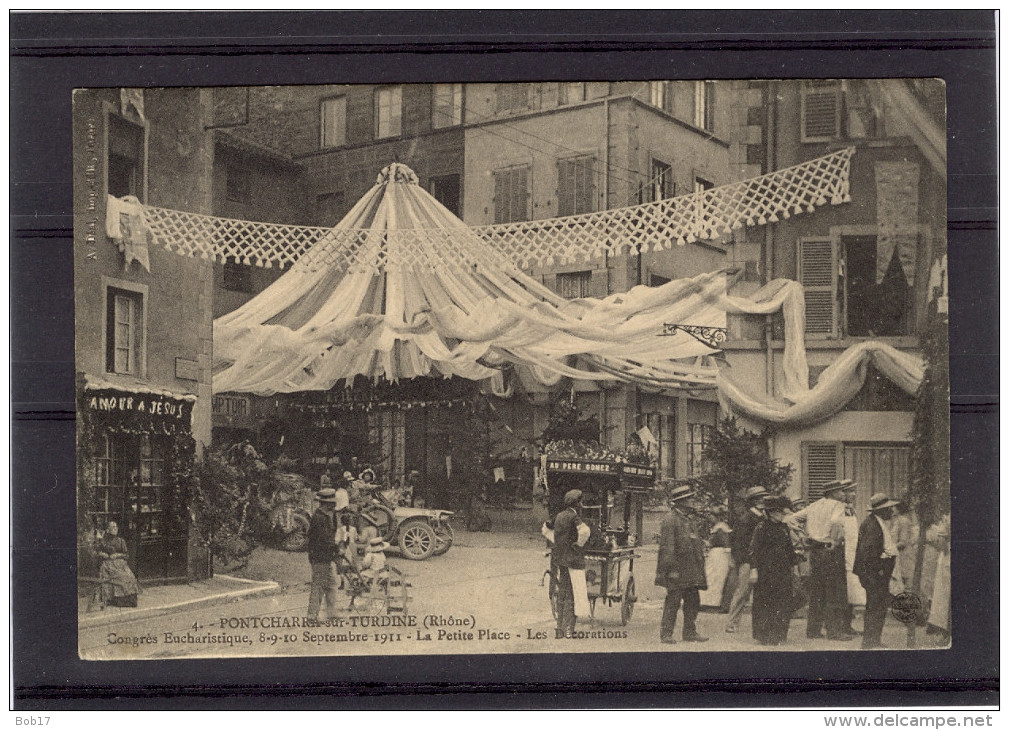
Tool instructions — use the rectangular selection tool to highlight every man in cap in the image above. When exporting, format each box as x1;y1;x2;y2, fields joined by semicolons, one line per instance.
787;479;857;640
306;488;341;623
655;485;709;644
854;493;901;649
551;489;591;638
725;485;769;634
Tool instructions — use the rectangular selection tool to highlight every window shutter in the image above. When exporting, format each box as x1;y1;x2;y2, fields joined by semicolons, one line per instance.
802;442;841;502
493;171;508;224
797;237;838;337
557;159;575;217
512;166;529;221
801;81;841;141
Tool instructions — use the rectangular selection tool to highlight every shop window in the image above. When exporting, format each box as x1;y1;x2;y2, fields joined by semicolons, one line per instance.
429;174;461;217
495;83;533;115
374;86;402;139
559;82;586;105
557;155;597;217
320;95;347;148
106;112;146;201
556;270;591;299
493;165;530;224
225;166;251;204
649;159;673;202
92;434;129;531
137;434;167;539
105;286;144;376
222;260;254;293
432;83;463;128
693;81;715;132
316;191;345;227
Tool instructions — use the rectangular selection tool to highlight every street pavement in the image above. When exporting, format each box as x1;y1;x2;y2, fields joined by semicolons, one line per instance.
80;531;940;659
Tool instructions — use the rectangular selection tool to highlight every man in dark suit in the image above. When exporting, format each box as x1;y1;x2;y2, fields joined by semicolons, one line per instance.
725;485;768;633
306;488;340;623
655;485;709;644
853;492;900;649
551;489;589;638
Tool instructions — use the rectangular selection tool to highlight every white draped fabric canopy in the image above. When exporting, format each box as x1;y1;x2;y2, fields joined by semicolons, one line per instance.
211;162;923;427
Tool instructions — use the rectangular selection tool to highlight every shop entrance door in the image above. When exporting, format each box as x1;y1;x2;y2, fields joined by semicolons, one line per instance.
91;433;188;582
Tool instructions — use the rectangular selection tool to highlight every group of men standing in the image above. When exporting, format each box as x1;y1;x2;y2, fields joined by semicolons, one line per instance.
550;479;904;649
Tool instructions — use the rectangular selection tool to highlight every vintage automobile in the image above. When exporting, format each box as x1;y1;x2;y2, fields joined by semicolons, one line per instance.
271;482;453;561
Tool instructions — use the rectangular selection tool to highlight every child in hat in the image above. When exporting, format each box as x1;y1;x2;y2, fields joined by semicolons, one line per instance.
359;536;391;587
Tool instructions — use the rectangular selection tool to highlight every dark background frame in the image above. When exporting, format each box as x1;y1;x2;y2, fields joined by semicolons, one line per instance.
10;10;998;709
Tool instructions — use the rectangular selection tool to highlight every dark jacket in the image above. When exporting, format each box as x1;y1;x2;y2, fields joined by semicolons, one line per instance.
654;507;707;590
749;519;797;590
307;507;337;564
552;507;586;569
731;508;763;565
853;515;896;589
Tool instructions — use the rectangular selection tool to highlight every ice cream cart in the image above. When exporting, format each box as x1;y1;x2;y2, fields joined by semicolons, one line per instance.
544;457;654;625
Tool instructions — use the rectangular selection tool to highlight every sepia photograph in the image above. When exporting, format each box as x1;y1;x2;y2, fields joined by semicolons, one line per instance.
73;78;951;661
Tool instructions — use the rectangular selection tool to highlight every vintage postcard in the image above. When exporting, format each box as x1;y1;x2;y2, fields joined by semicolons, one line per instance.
74;79;950;660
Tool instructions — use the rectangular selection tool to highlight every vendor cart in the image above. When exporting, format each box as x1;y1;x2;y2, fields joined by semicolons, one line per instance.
544;458;654;625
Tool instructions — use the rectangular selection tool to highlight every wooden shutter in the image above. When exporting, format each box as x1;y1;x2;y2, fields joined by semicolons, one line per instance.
494;167;529;224
797;237;838;337
801;81;841;142
802;442;841;502
557;159;575;217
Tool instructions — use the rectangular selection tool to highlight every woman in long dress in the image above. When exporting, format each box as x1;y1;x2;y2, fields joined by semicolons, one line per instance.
700;506;733;610
97;521;139;608
749;496;798;646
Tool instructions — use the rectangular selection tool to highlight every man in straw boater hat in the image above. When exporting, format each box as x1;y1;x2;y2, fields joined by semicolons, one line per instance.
787;479;857;641
655;484;709;644
725;485;769;634
306;487;345;624
548;489;592;638
853;492;902;649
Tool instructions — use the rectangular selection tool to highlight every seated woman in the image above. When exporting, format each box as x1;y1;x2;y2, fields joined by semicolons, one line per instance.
96;521;139;608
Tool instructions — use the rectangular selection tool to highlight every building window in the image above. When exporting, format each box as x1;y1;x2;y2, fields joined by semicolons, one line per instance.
429;174;461;217
648;81;672;113
694;177;714;193
800;80;842;142
843;235;912;337
320;96;347;148
693;80;715;132
798;235;913;338
106;113;146;201
687;423;713;476
649;273;671;287
225;166;251;204
557;155;597;217
432;83;463;128
650;159;673;202
316;191;345;227
375;86;403;139
559;82;586;105
802;441;910;513
556;270;591;299
105;286;144;375
493;165;530;224
495;83;533;115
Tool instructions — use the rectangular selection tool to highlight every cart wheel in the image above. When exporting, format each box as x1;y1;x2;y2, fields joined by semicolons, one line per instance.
432;521;454;556
546;570;559;621
397;520;437;560
620;576;636;626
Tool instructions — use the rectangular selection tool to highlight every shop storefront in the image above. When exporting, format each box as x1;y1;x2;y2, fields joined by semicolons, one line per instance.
77;374;196;582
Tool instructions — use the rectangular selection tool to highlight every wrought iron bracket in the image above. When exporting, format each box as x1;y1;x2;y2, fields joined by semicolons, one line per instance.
660;323;727;349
